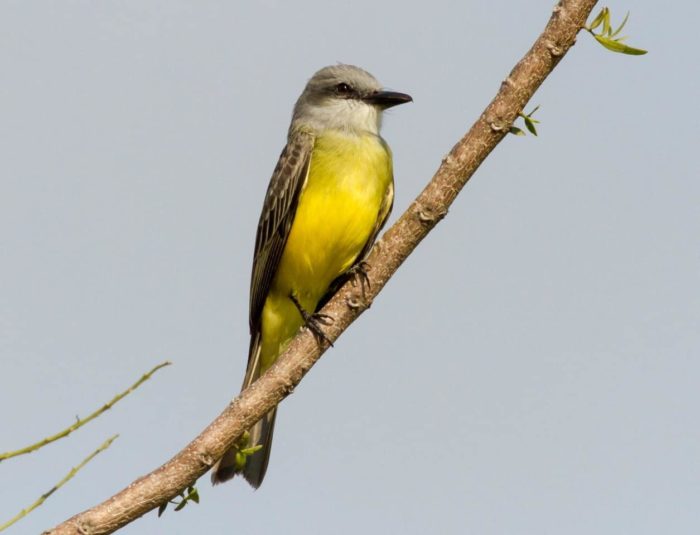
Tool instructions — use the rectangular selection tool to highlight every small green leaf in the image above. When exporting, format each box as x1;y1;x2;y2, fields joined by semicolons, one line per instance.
509;126;525;136
611;12;630;37
594;35;647;55
524;117;538;136
157;503;168;517
588;8;606;30
189;488;200;504
602;8;612;36
174;501;186;512
240;445;263;455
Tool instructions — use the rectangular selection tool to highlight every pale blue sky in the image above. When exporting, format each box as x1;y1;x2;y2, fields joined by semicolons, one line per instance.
1;1;698;534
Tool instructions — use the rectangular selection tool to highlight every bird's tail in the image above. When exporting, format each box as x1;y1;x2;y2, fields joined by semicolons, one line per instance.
211;332;277;488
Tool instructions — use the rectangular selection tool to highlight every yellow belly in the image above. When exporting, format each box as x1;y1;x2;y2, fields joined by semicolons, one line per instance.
260;132;393;368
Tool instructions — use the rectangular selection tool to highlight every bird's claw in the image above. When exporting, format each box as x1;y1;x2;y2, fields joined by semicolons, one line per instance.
349;261;371;299
304;313;335;347
289;292;334;347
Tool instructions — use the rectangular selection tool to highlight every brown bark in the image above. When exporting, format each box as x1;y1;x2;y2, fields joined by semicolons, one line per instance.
46;1;598;533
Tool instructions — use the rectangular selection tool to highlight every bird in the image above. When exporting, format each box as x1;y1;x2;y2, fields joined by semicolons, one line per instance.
211;64;412;488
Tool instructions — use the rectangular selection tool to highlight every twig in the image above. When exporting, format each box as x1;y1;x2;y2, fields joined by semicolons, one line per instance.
0;435;119;532
0;362;170;462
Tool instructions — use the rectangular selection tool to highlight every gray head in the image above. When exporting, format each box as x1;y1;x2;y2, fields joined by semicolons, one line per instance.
290;64;411;136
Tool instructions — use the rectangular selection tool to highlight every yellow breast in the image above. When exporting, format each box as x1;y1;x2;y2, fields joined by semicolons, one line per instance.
274;131;393;308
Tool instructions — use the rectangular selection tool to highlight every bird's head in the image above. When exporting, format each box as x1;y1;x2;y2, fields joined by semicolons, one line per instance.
291;64;412;136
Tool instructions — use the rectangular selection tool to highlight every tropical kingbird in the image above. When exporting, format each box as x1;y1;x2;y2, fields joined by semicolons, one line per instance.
212;64;411;487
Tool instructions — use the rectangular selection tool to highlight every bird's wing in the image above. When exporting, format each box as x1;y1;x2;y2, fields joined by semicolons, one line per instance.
248;130;314;337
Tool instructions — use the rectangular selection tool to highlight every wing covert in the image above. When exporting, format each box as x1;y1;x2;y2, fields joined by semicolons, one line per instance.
249;131;314;335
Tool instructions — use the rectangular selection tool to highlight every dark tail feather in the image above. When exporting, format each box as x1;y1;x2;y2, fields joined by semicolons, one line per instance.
211;332;277;487
242;408;276;488
210;449;239;485
210;407;277;488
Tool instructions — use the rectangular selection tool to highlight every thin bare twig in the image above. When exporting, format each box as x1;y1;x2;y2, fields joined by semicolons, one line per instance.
1;362;170;462
0;435;118;532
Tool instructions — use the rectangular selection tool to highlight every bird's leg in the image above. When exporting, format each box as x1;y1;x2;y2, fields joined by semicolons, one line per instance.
348;260;371;300
289;291;334;347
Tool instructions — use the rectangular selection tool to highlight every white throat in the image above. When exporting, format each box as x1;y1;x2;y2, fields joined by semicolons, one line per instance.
294;99;381;136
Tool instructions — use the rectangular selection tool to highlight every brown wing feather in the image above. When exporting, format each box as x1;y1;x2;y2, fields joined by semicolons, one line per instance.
249;131;314;338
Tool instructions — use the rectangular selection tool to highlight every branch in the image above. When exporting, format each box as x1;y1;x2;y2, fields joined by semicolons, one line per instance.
0;435;118;532
0;362;170;462
46;1;598;533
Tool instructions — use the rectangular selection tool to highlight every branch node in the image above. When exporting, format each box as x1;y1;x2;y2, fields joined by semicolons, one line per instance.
441;153;457;169
488;119;507;132
500;76;516;91
416;203;447;225
76;519;93;535
547;41;564;56
198;451;216;468
345;294;366;311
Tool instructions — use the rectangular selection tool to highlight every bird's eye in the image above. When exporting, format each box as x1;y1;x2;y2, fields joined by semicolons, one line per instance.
335;82;352;95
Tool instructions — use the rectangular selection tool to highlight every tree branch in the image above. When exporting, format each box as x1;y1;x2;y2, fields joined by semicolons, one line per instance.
45;1;597;533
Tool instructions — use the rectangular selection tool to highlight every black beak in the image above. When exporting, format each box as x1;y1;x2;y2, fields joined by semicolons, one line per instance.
363;90;413;109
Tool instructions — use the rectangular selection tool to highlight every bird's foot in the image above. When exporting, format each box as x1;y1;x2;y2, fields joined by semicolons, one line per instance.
349;261;371;300
305;312;335;347
289;292;334;347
